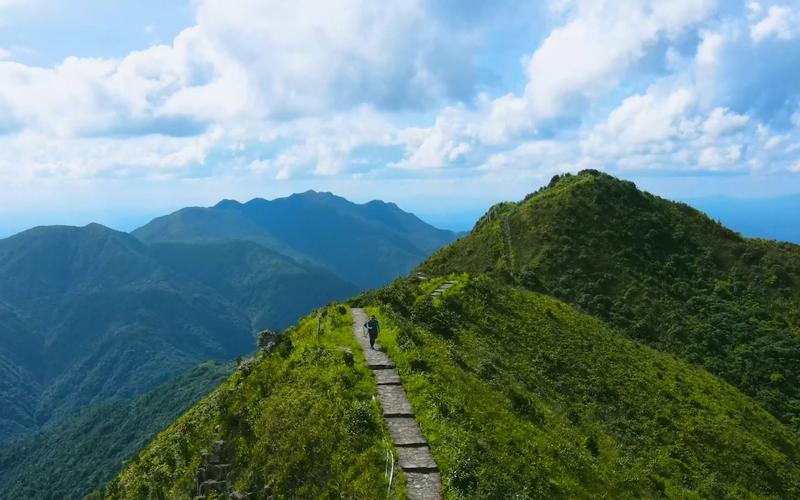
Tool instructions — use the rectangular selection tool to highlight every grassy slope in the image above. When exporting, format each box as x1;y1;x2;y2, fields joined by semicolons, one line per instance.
357;275;800;498
0;362;232;500
106;306;404;499
419;171;800;433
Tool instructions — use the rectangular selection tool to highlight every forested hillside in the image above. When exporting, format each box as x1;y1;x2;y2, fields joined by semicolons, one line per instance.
0;362;231;500
0;223;356;441
420;170;800;433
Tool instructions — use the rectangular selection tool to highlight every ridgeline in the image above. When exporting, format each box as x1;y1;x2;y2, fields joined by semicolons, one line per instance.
105;171;800;498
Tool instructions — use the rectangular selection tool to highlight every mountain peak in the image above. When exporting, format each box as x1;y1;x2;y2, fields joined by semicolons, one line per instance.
214;199;242;209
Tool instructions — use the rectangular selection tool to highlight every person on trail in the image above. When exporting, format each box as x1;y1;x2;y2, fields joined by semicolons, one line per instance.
364;315;380;350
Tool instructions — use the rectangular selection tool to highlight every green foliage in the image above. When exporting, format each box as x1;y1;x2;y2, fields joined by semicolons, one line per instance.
364;275;800;498
0;362;232;500
106;306;404;499
419;170;800;433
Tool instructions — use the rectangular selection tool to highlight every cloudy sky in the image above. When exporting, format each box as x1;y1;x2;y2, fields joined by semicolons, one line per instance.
0;0;799;234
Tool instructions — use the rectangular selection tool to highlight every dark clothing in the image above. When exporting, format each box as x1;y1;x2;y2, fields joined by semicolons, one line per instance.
364;319;380;348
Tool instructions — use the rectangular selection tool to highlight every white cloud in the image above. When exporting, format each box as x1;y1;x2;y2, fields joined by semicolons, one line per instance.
0;0;485;179
751;5;800;43
603;87;696;144
698;145;743;169
703;107;749;136
764;134;787;149
0;48;10;60
393;106;474;170
463;0;719;145
2;0;800;210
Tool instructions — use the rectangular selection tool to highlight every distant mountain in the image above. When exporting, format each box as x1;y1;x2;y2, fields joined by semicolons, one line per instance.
0;361;232;500
133;191;461;289
688;195;800;243
420;170;800;434
0;223;356;442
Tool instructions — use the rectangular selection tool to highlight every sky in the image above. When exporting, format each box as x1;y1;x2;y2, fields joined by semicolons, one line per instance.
0;0;799;235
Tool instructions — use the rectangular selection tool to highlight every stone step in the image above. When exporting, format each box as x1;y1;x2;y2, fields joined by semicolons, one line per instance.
397;445;438;472
377;384;414;416
351;308;441;498
363;348;395;369
385;417;426;446
405;472;442;500
373;369;401;385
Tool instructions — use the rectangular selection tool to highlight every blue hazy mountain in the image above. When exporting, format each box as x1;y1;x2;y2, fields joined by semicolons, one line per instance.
133;190;461;289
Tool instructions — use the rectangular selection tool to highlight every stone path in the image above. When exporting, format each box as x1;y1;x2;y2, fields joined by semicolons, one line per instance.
351;308;441;500
429;280;457;299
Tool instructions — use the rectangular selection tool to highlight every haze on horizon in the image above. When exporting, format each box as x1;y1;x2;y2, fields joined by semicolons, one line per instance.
1;0;799;237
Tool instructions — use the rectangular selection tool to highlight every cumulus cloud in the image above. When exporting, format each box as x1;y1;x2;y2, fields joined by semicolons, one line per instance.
703;107;750;136
751;4;800;43
2;0;800;206
0;0;486;180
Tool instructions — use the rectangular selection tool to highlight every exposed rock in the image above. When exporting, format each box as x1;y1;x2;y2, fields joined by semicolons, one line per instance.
199;479;228;496
339;347;354;367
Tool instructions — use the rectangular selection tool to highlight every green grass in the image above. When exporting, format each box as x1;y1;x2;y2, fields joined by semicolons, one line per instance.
357;274;800;499
105;305;405;499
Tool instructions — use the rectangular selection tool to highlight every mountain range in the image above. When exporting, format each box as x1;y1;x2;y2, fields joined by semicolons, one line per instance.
107;171;800;498
0;192;459;445
134;190;460;289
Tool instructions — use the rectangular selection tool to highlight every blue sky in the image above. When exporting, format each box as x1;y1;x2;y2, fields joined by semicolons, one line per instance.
0;0;799;235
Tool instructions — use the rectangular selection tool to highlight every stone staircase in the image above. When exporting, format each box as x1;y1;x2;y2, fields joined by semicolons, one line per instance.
429;280;457;299
351;308;441;500
193;439;253;499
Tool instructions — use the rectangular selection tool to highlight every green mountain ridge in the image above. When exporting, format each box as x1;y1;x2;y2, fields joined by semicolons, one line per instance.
107;172;800;498
419;170;800;433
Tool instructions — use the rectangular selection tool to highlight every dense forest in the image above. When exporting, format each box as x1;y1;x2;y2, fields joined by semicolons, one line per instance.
0;362;231;499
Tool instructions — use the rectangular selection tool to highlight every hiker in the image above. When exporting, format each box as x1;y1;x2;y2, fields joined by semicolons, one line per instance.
364;315;380;350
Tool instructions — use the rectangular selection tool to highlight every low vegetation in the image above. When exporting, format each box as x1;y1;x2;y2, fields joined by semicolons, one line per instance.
356;274;800;498
105;306;404;499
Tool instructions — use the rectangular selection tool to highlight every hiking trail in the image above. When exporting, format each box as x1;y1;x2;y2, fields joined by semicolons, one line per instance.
428;280;456;299
351;308;441;500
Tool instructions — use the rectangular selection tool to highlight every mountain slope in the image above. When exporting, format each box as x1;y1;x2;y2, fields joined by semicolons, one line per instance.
150;240;358;331
108;279;800;498
0;362;232;500
358;276;800;497
419;170;800;433
133;191;460;289
108;177;800;497
106;306;402;499
0;223;355;441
